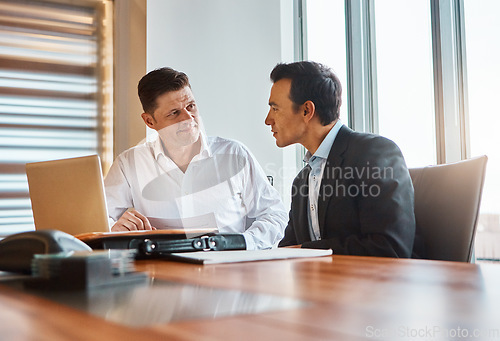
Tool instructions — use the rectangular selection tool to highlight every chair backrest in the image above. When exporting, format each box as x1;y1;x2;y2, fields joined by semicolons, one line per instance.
409;156;488;262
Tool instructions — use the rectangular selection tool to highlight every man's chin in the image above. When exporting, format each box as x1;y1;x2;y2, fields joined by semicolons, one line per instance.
177;132;200;147
275;139;290;148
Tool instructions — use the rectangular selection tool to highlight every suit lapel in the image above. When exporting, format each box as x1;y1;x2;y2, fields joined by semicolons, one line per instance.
317;125;352;236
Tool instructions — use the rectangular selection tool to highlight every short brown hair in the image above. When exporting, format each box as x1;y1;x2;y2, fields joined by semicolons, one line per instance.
138;67;190;114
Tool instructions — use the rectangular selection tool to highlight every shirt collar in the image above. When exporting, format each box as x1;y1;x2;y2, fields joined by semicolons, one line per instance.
153;130;211;161
304;120;344;163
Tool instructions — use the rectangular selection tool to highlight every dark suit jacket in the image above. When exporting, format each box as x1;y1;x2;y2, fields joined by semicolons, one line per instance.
279;125;417;258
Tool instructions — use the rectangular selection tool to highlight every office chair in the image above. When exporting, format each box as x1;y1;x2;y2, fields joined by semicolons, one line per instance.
409;155;488;262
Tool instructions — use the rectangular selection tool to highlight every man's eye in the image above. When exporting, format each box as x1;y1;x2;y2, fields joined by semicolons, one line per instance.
187;104;196;110
167;111;179;118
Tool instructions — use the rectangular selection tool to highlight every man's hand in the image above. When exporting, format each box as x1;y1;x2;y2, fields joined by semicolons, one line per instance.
111;210;156;232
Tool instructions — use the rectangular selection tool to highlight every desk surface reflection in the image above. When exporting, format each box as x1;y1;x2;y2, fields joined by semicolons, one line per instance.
5;277;307;327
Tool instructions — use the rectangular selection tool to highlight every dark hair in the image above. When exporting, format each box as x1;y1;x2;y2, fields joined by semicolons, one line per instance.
270;61;342;125
137;67;191;114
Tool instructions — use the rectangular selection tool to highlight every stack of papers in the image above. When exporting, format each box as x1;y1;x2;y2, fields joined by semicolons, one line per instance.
168;248;333;264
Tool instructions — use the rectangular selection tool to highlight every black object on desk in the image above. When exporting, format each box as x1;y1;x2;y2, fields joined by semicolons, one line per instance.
0;230;92;274
82;232;246;259
26;249;147;290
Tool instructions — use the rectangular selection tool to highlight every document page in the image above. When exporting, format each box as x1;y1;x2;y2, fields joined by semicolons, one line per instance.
147;212;217;230
167;248;333;264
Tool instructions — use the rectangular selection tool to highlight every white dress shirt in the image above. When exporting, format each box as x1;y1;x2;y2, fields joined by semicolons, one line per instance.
304;121;343;241
104;134;287;250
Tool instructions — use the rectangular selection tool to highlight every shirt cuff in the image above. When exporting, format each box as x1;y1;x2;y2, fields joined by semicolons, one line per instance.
242;232;256;250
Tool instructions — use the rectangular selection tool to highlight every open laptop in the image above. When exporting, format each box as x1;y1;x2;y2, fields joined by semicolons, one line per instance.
26;155;110;235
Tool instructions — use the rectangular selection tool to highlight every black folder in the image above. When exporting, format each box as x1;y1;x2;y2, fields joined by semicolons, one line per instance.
77;230;246;259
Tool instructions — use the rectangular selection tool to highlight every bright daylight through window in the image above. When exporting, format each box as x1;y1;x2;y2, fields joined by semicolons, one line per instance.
304;0;348;125
464;0;500;261
374;0;436;168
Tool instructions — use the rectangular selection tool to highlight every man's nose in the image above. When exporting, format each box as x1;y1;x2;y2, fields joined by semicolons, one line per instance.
180;108;195;121
265;111;272;126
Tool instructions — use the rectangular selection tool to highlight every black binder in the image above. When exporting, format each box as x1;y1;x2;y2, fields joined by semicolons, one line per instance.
78;231;246;259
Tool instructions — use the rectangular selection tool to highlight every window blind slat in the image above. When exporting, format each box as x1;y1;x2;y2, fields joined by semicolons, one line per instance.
0;115;97;128
0;78;97;93
0;106;96;117
0;2;95;25
0;57;94;75
0;87;95;100
0;136;97;149
0;147;97;162
0;128;96;139
0;48;96;66
0;15;96;36
0;29;96;53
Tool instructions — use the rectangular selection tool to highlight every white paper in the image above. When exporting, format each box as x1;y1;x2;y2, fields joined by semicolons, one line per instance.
169;248;333;264
147;212;218;230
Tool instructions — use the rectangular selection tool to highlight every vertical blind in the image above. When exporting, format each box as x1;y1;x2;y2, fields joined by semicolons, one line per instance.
0;0;112;235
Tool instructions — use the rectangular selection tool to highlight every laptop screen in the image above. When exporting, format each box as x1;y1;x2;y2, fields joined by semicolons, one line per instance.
26;155;110;235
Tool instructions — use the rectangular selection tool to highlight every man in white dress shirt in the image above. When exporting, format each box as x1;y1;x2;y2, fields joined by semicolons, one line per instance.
104;67;287;250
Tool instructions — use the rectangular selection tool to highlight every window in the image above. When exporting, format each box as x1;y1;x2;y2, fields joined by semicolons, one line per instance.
373;0;436;168
0;0;113;236
303;0;349;124
302;0;500;260
464;0;500;260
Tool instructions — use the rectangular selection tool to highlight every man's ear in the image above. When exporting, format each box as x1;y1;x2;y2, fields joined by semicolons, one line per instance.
141;112;156;129
303;101;316;122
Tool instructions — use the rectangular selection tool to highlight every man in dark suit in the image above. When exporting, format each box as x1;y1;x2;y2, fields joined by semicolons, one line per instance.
265;61;417;258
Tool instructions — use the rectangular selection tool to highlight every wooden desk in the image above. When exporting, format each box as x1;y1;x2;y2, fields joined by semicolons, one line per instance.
1;255;500;340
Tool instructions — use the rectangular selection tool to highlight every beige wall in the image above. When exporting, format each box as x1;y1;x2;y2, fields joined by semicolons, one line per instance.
113;0;147;159
146;0;297;205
